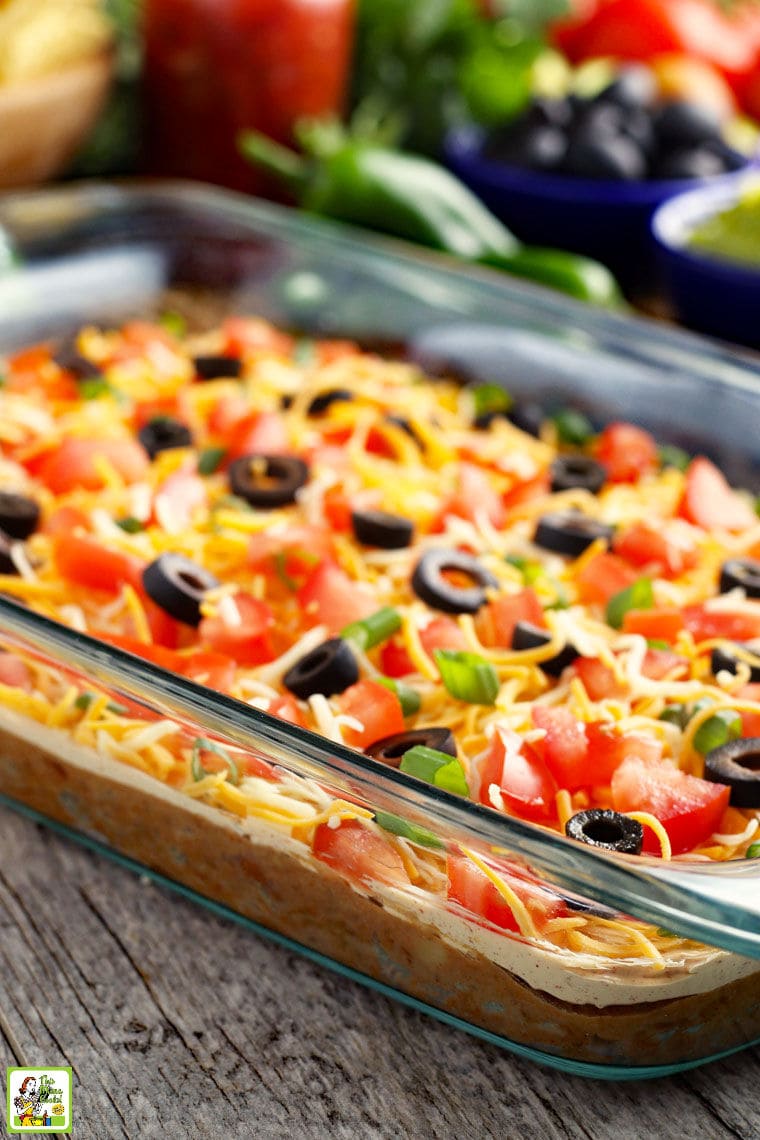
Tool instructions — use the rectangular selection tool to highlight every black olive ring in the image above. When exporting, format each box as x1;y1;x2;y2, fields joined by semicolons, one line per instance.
283;638;359;699
193;354;243;380
534;511;615;557
711;644;760;684
720;558;760;599
228;453;309;509
704;738;760;808
565;809;644;855
138;417;194;460
142;552;220;627
511;621;579;678
365;727;457;767
351;509;414;550
411;548;498;615
0;492;40;540
550;455;607;496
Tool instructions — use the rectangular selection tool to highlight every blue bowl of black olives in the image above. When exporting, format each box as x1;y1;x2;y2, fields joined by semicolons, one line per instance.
444;66;749;295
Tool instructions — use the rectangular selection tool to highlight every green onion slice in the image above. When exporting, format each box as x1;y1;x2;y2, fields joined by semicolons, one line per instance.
692;710;742;755
659;704;688;730
115;516;144;534
74;691;127;715
747;842;760;858
374;811;444;849
472;382;512;418
606;577;654;629
658;444;690;472
198;446;227;475
341;606;401;652
433;649;499;705
553;408;594;446
191;737;240;786
400;745;469;797
79;377;112;400
376;676;421;716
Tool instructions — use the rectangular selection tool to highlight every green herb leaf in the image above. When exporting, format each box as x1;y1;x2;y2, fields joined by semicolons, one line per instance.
341;606;402;651
692;709;742;755
400;744;469;796
606;577;654;629
191;737;240;786
115;516;144;534
198;446;227;475
553;408;594;446
374;810;444;848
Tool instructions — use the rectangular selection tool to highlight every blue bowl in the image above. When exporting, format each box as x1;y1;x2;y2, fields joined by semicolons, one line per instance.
444;125;746;295
651;176;760;349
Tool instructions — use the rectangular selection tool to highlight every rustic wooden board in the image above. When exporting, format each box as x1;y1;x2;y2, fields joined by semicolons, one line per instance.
1;806;759;1140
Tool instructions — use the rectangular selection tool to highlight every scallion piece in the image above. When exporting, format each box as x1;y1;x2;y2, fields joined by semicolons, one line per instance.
692;709;742;755
198;445;227;475
433;649;499;705
115;516;144;534
74;691;127;715
747;842;760;858
659;704;688;729
374;811;444;849
400;745;469;797
341;606;401;651
79;377;112;400
159;310;187;337
472;382;512;418
658;444;690;472
606;577;654;629
191;736;240;786
553;408;594;446
376;676;421;716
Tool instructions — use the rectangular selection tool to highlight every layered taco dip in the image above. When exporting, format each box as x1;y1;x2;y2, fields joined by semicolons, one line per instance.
0;314;759;1067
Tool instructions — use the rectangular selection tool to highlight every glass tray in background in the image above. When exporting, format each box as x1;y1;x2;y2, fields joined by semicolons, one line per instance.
1;181;760;1079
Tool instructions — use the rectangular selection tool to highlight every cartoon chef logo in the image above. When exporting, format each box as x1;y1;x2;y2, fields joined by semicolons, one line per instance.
6;1068;72;1133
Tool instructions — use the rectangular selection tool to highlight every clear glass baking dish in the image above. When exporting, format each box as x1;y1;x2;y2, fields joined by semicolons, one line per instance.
1;181;759;1080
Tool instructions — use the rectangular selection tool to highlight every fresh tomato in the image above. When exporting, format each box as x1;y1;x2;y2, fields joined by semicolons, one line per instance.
198;591;276;665
247;525;334;583
296;560;376;633
447;855;567;934
221;318;294;358
442;462;506;530
322;486;353;532
532;706;589;790
474;588;545;648
682;603;760;643
575;551;638;606
476;729;558;821
420;616;469;659
572;656;627;700
595;422;658;484
586;723;662;786
337;679;406;750
42;505;91;536
153;469;208;532
621;607;686;643
680;456;757;532
0;652;33;690
267;693;308;728
35;437;150;493
6;344;78;400
223;410;290;460
177;650;237;693
380;636;415;678
312;819;411;887
611;754;730;854
502;470;552;512
641;646;689;679
52;534;145;594
613;522;698;579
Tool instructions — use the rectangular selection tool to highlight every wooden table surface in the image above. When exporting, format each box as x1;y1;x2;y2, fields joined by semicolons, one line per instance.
1;805;759;1140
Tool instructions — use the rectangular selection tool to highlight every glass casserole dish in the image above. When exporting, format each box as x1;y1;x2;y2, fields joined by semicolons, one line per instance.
0;182;759;1080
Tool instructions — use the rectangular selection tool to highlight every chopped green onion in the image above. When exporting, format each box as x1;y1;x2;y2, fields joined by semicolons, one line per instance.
472;382;512;418
692;709;742;755
647;639;670;651
433;649;499;705
198;446;227;475
191;737;240;786
292;339;316;366
115;516;144;534
400;745;469;797
79;377;111;400
552;408;594;446
341;606;401;651
655;927;677;938
74;691;127;715
374;811;444;849
506;554;543;586
747;842;760;858
659;704;688;729
159;310;187;337
606;577;654;629
376;676;421;717
658;444;690;472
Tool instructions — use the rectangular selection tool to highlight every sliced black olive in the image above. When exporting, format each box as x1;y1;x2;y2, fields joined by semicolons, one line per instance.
306;388;353;416
508;400;545;438
511;621;579;677
53;341;102;379
282;637;359;699
704;738;760;808
138;417;194;460
193;354;242;380
0;529;19;575
351;509;414;550
711;644;760;683
228;454;309;509
550;455;606;495
411;548;498;615
566;809;643;855
0;492;40;540
141;553;220;626
720;558;760;599
366;727;457;767
534;511;614;557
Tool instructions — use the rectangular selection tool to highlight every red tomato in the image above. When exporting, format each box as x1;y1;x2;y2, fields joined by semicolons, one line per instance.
419;616;469;659
224;410;290;460
447;855;567;933
153;469;207;532
503;470;551;512
443;462;506;530
740;702;760;738
613;522;698;579
680;456;757;532
572;657;626;700
380;636;415;678
96;633;179;669
611;755;730;854
296;560;376;633
586;723;662;786
621;607;686;644
682;604;760;643
221;318;293;357
595;422;658;483
198;592;276;665
575;551;638;606
7;344;78;400
0;652;33;690
476;729;558;821
178;651;237;693
247;525;334;582
337;679;405;750
322;486;353;532
267;694;308;728
42;505;91;536
312;819;411;887
52;534;145;594
133;590;182;650
532;706;589;790
641;646;689;680
36;437;149;493
474;588;545;648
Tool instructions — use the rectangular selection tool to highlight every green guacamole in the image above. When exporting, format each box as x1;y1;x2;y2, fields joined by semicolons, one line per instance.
689;180;760;267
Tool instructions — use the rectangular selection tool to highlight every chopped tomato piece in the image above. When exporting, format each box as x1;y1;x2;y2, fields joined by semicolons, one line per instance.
475;588;545;648
595;422;658;483
178;651;237;693
322;486;353;532
611;755;730;854
7;344;77;400
447;854;567;933
224;410;290;460
682;604;760;643
312;818;411;887
42;505;91;536
572;656;626;700
575;551;638;606
476;729;558;821
222;317;293;358
586;723;662;786
153;469;207;532
248;525;334;582
267;694;308;728
532;706;589;790
641;646;689;680
337;679;406;750
443;462;506;529
0;652;33;690
622;607;686;644
36;437;149;493
680;456;757;532
296;560;376;633
420;616;469;659
613;522;698;579
52;534;145;594
503;470;551;512
198;592;276;666
380;636;415;678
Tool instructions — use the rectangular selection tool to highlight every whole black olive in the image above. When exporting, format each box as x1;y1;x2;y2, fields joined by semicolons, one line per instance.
654;100;723;150
563;134;647;181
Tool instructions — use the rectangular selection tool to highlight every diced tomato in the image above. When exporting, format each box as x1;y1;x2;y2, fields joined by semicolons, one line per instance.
267;694;308;728
247;525;334;582
380;636;415;678
296;560;376;633
503;470;551;512
42;505;91;536
6;344;78;400
198;592;276;666
0;652;33;690
35;437;150;493
337;679;406;750
207;392;250;437
740;704;760;739
622;607;686;644
641;646;689;680
571;656;626;700
613;522;698;579
586;723;662;786
322;486;353;532
442;462;506;530
680;456;757;533
419;616;469;659
153;469;207;532
119;320;177;351
312;818;411;887
682;604;760;644
611;755;730;854
476;729;558;821
595;421;658;484
178;651;237;693
133;395;180;429
474;588;545;648
575;551;638;606
447;854;567;934
52;534;145;594
96;633;179;669
532;706;590;790
224;410;290;460
133;590;182;650
222;317;293;358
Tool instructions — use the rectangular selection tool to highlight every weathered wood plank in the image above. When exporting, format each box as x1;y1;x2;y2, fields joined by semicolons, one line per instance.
1;807;759;1140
